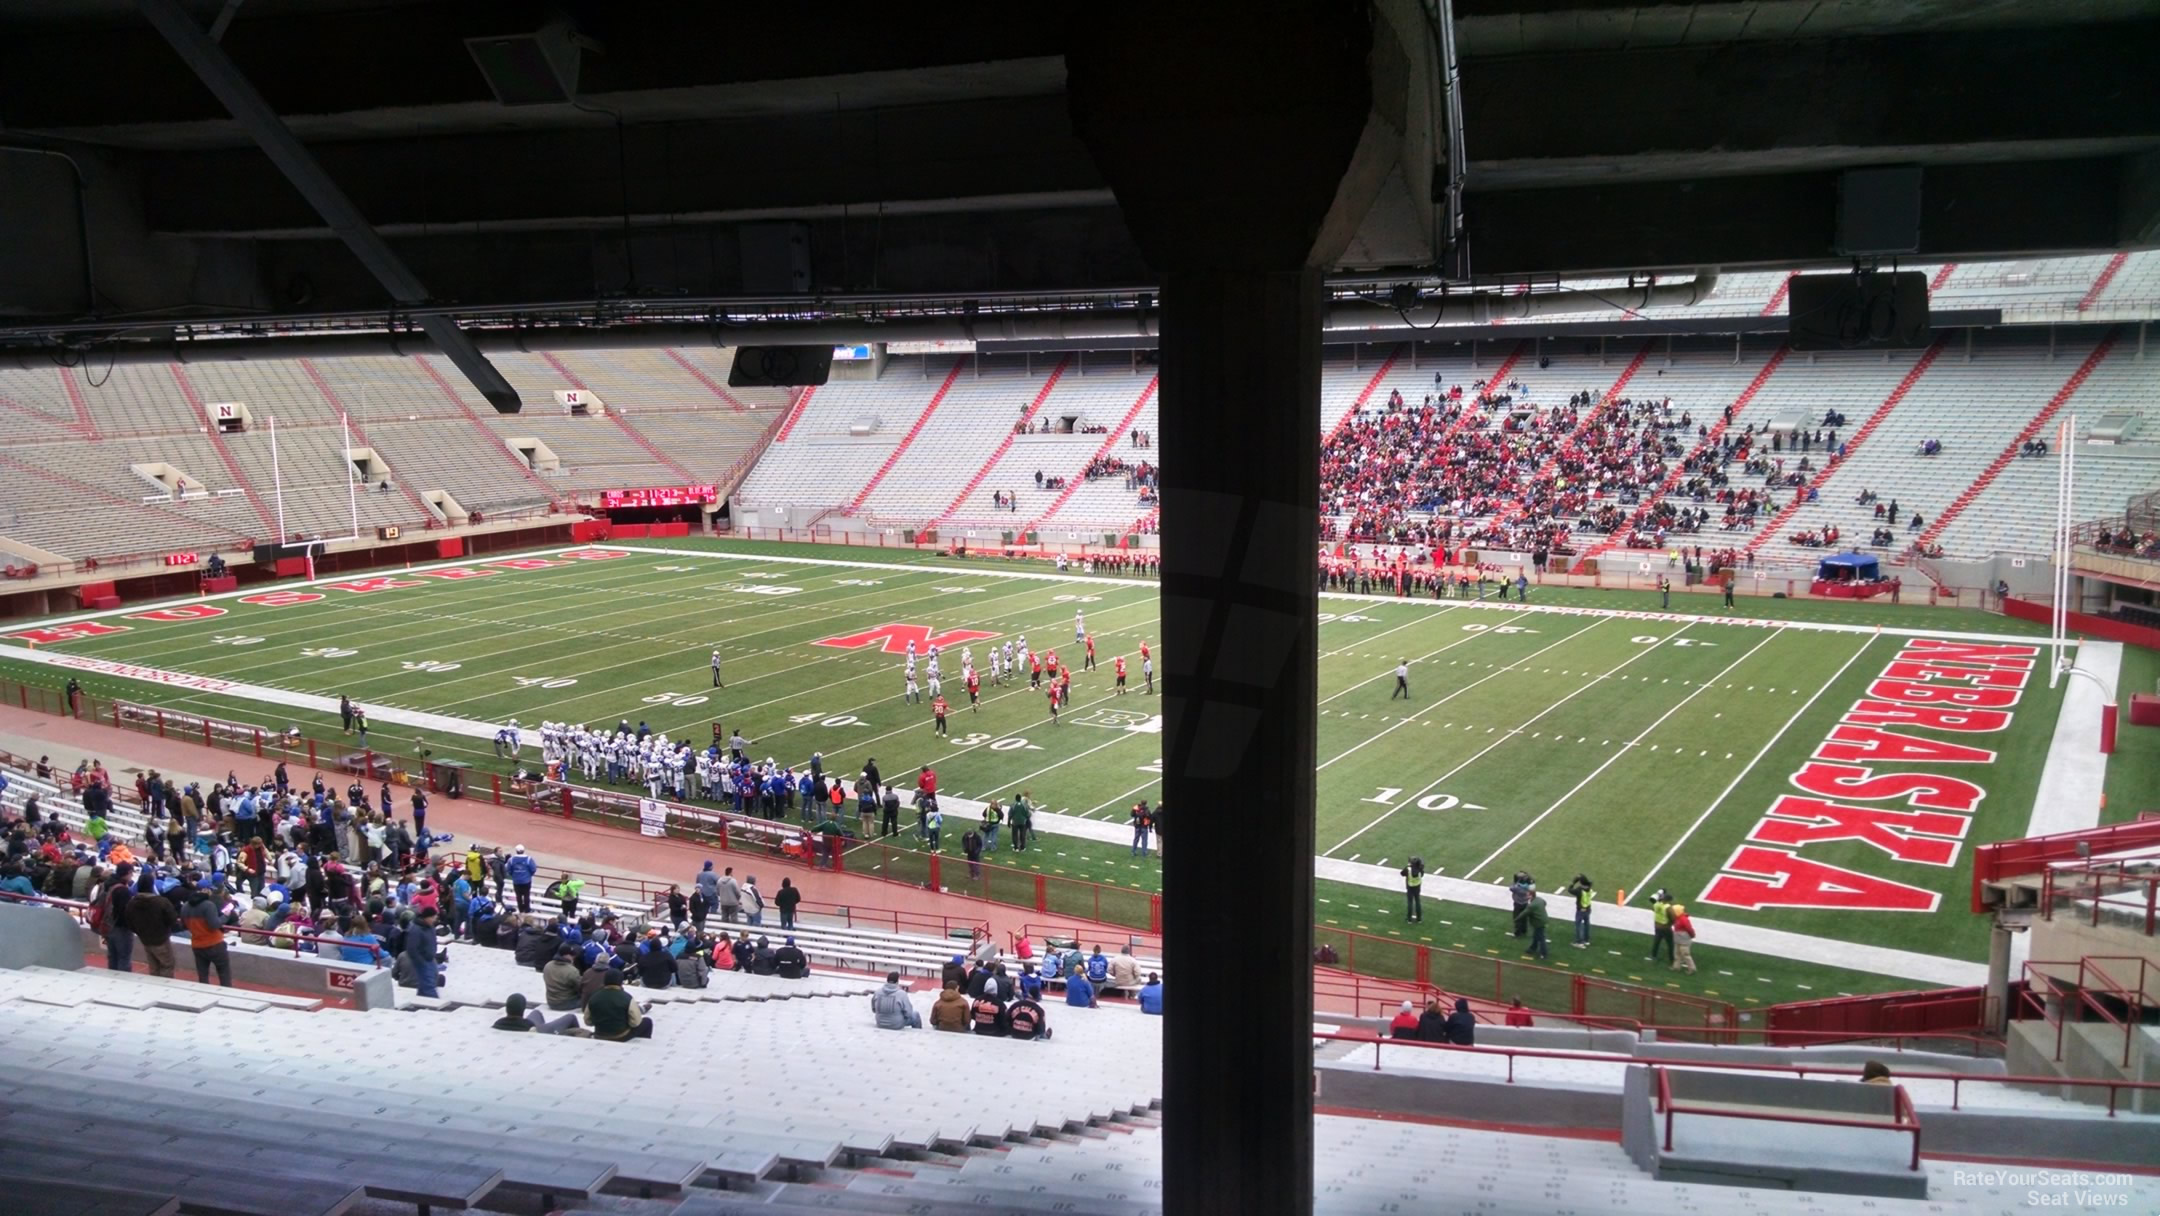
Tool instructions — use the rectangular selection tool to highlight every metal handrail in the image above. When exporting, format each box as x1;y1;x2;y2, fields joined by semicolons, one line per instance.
1313;1029;2160;1117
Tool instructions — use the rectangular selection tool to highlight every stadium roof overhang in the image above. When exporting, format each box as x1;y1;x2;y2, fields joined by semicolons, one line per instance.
0;0;2157;379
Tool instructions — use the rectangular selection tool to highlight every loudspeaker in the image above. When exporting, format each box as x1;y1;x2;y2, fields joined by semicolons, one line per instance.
728;344;834;387
1787;271;1931;351
465;20;581;106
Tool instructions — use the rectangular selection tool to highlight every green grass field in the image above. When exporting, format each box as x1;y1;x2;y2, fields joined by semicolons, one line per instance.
0;536;2077;1005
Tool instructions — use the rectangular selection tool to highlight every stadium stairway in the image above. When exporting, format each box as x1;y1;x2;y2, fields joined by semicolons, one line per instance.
858;357;1069;525
165;366;280;536
1020;375;1159;533
1911;332;2122;555
542;352;702;485
844;356;972;516
923;355;1072;530
411;354;572;510
940;366;1156;530
1745;338;1947;562
1572;347;1792;567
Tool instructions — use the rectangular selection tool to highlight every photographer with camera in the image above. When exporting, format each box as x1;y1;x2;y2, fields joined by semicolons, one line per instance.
1564;874;1596;948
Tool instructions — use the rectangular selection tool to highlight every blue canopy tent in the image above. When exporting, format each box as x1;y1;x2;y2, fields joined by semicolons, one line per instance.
1815;552;1881;585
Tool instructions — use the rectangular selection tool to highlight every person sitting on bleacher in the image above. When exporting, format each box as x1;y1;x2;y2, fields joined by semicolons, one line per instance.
1443;998;1476;1046
942;954;969;991
512;915;557;970
585;969;653;1041
773;936;810;979
970;988;1008;1037
871;972;922;1029
495;992;579;1036
1017;962;1044;1001
724;930;753;972
543;946;584;1010
1006;991;1050;1040
1389;1001;1421;1038
1104;948;1142;997
675;929;711;989
1084;946;1110;989
1065;969;1097;1009
635;928;675;989
750;935;779;975
1138;974;1163;1016
931;980;971;1032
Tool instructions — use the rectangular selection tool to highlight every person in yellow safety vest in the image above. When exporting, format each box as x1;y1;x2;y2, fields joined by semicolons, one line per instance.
1565;874;1595;947
1401;857;1425;923
1647;889;1674;964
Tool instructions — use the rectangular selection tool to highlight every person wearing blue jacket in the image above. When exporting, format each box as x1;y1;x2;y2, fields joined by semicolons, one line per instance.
1138;973;1163;1015
506;845;537;912
403;906;442;998
1065;971;1096;1008
1084;947;1109;985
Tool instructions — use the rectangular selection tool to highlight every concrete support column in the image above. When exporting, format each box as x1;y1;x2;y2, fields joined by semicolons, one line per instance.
1067;4;1408;1208
1986;923;2014;1032
1157;267;1322;1212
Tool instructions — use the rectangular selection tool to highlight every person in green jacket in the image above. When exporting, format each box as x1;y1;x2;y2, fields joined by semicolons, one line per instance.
1525;894;1550;961
556;873;585;920
584;969;652;1040
1008;793;1033;851
84;813;109;844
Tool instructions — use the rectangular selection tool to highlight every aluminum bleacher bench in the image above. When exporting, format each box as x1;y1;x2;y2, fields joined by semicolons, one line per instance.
0;1072;631;1204
2;1178;181;1216
0;1146;365;1216
0;1112;506;1211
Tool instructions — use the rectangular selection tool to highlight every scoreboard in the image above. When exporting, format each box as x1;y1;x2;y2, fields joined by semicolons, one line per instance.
600;484;717;508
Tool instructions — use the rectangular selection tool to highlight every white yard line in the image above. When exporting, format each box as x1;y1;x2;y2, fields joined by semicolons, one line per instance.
1321;619;1683;855
1316;617;1614;774
1464;628;1785;880
1627;632;1878;902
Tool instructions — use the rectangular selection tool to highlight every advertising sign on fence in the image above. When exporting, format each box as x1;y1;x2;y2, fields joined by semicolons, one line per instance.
638;797;668;838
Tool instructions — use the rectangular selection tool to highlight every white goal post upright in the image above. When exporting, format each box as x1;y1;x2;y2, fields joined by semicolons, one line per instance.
2050;415;2074;688
268;412;286;543
342;407;362;542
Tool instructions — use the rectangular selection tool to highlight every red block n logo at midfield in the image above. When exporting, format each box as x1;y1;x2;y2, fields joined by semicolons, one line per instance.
814;623;999;655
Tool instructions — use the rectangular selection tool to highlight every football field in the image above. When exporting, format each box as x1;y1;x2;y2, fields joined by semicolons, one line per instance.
0;537;2067;996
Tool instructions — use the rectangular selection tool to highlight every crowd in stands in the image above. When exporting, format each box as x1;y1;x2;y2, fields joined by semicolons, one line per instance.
880;936;1162;1038
989;490;1022;511
1317;375;1874;557
2019;438;2052;457
1034;470;1068;491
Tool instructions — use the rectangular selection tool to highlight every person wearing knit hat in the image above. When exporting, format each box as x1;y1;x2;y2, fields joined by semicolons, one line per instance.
1388;1001;1422;1038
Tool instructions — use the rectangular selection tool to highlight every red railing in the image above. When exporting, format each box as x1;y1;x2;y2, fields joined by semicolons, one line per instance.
1018;922;1163;956
1766;985;2005;1050
2019;957;2152;1070
1972;819;2160;913
1310;1029;2160;1117
1659;1067;1920;1170
2040;861;2160;937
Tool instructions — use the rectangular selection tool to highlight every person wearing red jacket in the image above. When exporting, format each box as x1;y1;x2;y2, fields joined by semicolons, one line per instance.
917;765;937;801
1388;1001;1421;1038
1503;998;1535;1027
931;695;949;737
1670;903;1698;974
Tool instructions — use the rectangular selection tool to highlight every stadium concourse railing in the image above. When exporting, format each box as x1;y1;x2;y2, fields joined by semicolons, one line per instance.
1310;1029;2160;1118
8;679;1742;1031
